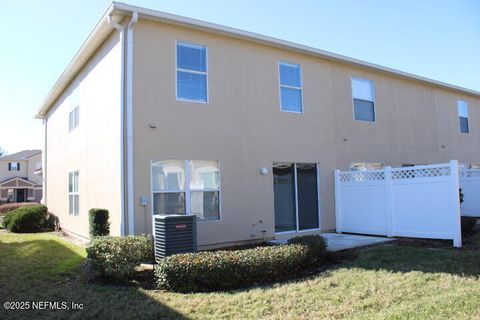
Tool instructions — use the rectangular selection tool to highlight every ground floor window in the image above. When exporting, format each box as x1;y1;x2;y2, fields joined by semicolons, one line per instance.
273;162;319;233
68;171;79;216
350;162;383;171
7;189;14;202
151;160;220;221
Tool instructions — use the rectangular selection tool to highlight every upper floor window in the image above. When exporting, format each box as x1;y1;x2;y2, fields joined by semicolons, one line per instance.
68;88;80;132
279;62;303;113
69;106;79;132
8;162;20;171
458;100;469;134
352;77;375;122
176;41;208;103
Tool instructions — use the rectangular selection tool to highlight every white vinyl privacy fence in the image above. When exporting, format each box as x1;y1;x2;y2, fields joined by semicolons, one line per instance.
335;161;462;247
460;169;480;217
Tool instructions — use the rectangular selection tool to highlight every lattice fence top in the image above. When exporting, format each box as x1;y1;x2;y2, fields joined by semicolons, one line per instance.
391;166;451;180
338;163;454;183
339;171;385;182
460;169;480;179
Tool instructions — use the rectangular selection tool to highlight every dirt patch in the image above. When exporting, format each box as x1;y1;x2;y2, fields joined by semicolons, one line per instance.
53;230;88;247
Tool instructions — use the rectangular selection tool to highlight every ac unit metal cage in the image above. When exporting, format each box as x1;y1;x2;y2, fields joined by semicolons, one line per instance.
153;214;197;260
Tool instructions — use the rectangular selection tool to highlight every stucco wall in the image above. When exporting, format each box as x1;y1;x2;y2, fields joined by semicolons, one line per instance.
131;19;480;248
45;31;122;238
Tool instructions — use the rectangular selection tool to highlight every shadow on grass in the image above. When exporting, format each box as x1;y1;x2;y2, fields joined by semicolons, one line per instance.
342;242;480;278
0;236;189;320
213;240;480;296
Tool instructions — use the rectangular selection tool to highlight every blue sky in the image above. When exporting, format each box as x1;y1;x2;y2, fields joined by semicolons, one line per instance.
0;0;478;154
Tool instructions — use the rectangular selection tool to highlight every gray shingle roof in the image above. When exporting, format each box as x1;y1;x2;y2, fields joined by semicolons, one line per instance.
0;150;41;161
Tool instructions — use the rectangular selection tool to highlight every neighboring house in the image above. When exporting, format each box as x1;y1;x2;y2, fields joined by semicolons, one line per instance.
35;3;480;247
0;150;43;204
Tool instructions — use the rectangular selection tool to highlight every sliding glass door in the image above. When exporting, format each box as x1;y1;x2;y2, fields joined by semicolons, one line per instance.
273;163;296;232
273;162;319;233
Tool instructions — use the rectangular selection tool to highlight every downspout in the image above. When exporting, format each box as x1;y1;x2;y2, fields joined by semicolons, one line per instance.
126;12;138;235
108;14;126;236
109;12;138;236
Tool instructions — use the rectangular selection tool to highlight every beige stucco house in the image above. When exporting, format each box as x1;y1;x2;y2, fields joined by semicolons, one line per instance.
0;150;43;204
35;2;480;247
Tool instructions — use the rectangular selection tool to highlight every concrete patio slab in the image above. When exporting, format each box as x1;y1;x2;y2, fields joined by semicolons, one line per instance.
321;233;394;251
270;233;394;251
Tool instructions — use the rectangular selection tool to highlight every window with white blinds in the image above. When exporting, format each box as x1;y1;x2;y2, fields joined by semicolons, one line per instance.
279;62;303;113
176;41;208;103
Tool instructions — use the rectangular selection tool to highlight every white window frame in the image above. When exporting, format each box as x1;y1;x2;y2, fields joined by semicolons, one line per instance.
151;160;221;222
7;189;14;201
351;76;376;122
68;171;79;216
457;100;469;134
350;162;384;171
9;162;20;171
278;61;304;114
68;106;80;132
273;162;321;235
175;41;209;104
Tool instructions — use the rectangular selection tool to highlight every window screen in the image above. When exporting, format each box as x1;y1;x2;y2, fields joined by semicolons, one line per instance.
176;42;208;102
352;77;375;122
458;100;469;134
279;62;303;112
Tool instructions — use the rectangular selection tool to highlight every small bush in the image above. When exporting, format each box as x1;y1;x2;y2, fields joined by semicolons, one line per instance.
0;202;38;215
3;205;48;233
86;235;153;280
461;216;478;235
287;235;327;265
89;208;110;237
156;235;327;292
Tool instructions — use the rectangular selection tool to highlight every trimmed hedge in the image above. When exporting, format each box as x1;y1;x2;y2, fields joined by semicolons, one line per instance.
155;235;327;292
287;235;327;265
0;202;38;215
89;208;110;237
461;216;478;236
86;236;153;280
3;205;49;232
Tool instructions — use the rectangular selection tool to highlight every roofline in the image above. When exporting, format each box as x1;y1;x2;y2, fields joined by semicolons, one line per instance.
25;152;42;160
0;177;36;187
35;1;480;118
0;150;42;161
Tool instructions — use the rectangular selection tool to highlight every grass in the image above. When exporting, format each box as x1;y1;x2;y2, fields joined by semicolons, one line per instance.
1;231;480;319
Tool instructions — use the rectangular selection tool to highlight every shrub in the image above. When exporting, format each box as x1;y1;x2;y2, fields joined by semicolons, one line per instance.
0;202;38;215
461;216;478;236
89;208;110;237
156;236;327;292
86;235;153;280
287;235;327;265
3;204;48;233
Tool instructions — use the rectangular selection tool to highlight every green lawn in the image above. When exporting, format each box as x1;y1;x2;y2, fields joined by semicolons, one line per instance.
1;231;480;319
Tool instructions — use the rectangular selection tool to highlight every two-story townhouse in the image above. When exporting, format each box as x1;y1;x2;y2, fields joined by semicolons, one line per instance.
0;150;43;203
35;3;480;247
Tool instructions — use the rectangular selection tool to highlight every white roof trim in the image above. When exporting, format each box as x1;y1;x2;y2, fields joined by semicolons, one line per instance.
0;177;36;187
35;2;480;118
